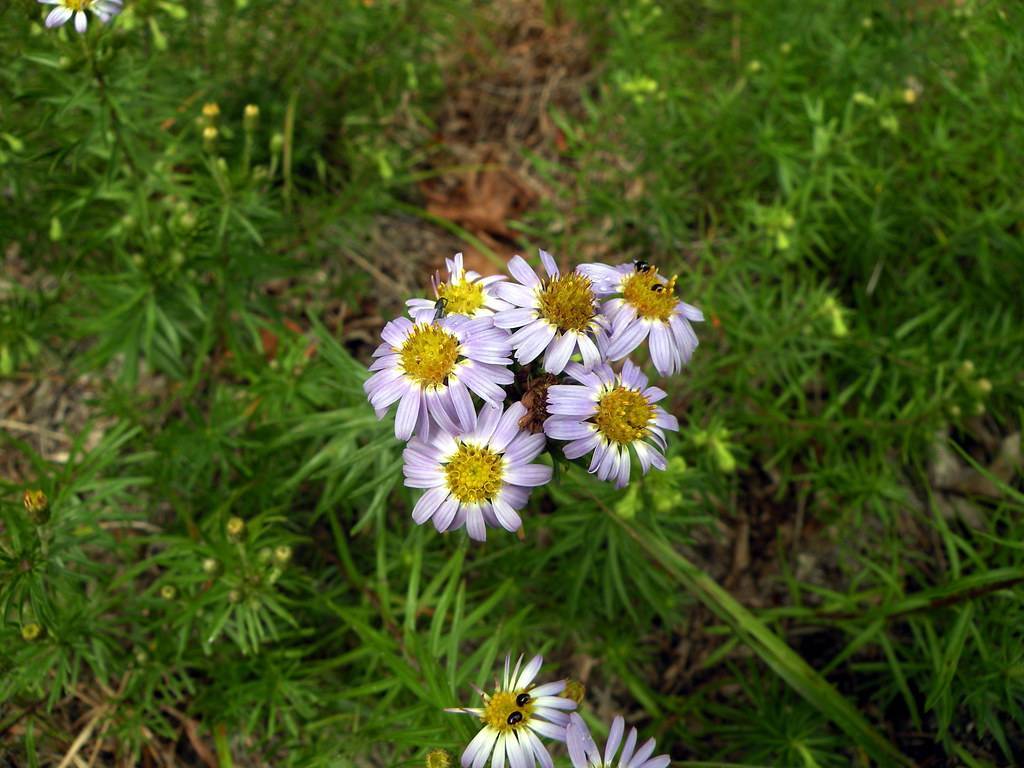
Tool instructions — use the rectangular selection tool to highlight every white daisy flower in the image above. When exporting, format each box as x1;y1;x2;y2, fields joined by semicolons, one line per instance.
447;653;577;768
492;250;610;375
407;252;511;323
565;714;671;768
39;0;123;33
543;361;678;488
364;315;514;440
578;261;703;377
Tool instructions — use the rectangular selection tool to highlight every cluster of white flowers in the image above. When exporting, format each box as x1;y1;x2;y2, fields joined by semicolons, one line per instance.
365;251;703;541
446;653;671;768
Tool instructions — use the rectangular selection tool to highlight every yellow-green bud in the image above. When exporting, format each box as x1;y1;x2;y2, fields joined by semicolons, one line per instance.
273;545;293;565
226;516;246;541
160;585;177;600
957;360;975;380
974;378;992;396
169;250;186;268
563;679;586;705
902;88;917;105
425;749;454;768
228;589;242;603
23;489;50;525
202;102;220;120
202;125;218;151
746;59;763;74
775;231;791;251
947;403;962;419
244;104;260;130
270;133;284;154
202;558;219;575
861;17;873;29
177;211;197;232
973;401;986;416
779;42;792;55
710;435;737;473
21;623;42;642
258;547;272;563
49;216;62;242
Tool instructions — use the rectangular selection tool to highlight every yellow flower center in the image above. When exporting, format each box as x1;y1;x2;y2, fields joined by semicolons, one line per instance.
622;269;678;322
445;443;504;503
595;387;654;444
437;278;485;316
537;273;596;333
399;323;460;387
481;690;535;732
63;0;91;10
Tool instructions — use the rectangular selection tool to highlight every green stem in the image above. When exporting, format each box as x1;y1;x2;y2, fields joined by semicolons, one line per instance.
611;513;913;767
80;33;141;178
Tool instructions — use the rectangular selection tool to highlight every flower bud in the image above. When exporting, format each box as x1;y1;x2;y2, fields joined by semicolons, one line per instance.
614;485;640;520
425;749;454;768
562;679;586;705
270;133;284;154
160;585;177;600
202;125;219;152
23;489;50;525
202;102;220;121
273;545;293;565
228;589;242;603
226;516;246;541
957;360;975;380
21;623;42;642
202;557;219;575
244;104;260;130
49;216;62;242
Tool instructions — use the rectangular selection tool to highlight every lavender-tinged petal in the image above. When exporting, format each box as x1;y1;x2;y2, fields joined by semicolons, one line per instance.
531;719;569;741
544;417;593;442
611;302;639;336
395;389;422;440
563;433;600;461
490;402;527;452
542;331;576;374
368;354;399;372
632;441;655;473
434;496;460;532
463;728;499;768
503;464;552;487
524;730;554;768
368;375;411;412
618;729;639;768
448;377;477;432
465;505;487;542
654;409;679;431
605;320;650;362
615;448;631;488
529;681;566;697
503;433;547;466
642;385;668;403
505;735;528;768
636;757;671;768
496;484;530;511
562;362;602;388
491;495;522;532
619;359;648;390
538;249;559;278
381;317;414;346
46;6;72;26
589;441;608;473
507;254;541;287
605;716;626;766
649;322;676;376
597;444;618;481
474;402;503;444
533;695;577;710
411;486;450;524
495;282;539;308
493;307;539;329
457;363;511;404
677;301;705;322
669;313;699;363
576;333;602;369
625;738;657;768
514;323;557;365
515;655;544;690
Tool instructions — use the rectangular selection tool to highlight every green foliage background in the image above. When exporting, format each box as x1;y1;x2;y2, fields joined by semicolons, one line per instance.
2;0;1023;765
